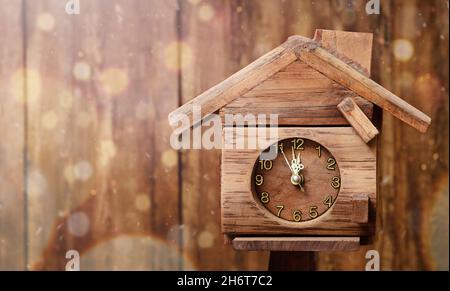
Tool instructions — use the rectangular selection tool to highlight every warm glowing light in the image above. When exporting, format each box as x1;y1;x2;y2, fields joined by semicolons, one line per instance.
67;212;90;237
162;150;177;169
58;89;74;109
73;160;93;182
134;194;151;212
73;62;91;81
394;39;414;62
164;42;193;71
41;111;58;130
99;68;129;95
11;69;41;103
100;139;117;166
198;4;215;22
37;13;55;31
197;230;214;248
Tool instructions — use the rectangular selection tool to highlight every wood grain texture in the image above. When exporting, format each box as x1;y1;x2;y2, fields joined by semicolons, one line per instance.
179;0;268;270
269;251;316;271
338;97;379;143
222;127;377;236
220;30;375;127
0;0;25;270
0;0;447;271
313;29;373;77
25;0;180;270
233;237;360;252
351;194;370;223
296;41;432;133
169;37;297;133
315;0;448;271
220;60;374;126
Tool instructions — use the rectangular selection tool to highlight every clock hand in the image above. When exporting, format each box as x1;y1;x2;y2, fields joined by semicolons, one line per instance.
280;147;294;174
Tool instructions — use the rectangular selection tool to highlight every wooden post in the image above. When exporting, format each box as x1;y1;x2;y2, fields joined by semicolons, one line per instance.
269;252;316;271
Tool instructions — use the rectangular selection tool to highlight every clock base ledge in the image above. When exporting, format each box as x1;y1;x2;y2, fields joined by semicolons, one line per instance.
231;236;360;252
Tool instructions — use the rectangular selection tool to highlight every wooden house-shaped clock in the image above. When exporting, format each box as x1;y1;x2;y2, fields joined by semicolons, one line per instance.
169;30;431;252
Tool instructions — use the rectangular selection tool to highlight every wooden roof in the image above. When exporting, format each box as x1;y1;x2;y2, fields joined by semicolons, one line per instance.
169;32;431;133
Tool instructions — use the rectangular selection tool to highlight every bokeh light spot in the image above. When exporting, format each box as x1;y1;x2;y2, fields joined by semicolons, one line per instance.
41;111;58;130
73;160;93;182
197;230;214;249
73;62;91;81
164;42;193;71
67;212;90;237
162;150;177;169
37;13;55;31
134;194;151;212
11;69;41;103
394;39;414;62
99;68;129;95
198;3;215;22
99;139;117;166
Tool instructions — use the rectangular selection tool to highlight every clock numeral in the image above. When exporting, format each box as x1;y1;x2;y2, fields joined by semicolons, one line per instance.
315;145;321;158
276;205;284;217
291;138;305;150
331;176;341;189
323;195;333;208
309;206;319;219
327;157;336;170
260;192;270;204
293;209;302;222
278;142;284;151
258;159;273;170
255;174;264;186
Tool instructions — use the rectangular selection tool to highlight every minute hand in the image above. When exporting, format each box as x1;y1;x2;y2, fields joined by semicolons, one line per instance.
280;147;294;174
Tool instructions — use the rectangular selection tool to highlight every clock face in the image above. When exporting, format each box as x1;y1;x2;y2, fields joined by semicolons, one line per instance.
252;138;341;222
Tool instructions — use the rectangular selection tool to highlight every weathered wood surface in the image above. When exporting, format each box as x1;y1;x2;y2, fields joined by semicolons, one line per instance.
0;1;25;271
338;97;379;143
222;127;377;236
0;0;447;271
297;38;432;133
25;0;181;270
221;61;374;126
232;237;360;252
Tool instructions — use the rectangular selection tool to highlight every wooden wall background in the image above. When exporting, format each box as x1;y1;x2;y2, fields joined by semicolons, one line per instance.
0;0;448;271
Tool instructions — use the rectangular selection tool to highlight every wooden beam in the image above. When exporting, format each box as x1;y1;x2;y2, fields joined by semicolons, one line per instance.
313;29;373;77
232;237;360;252
295;40;431;133
338;97;379;143
168;38;299;132
351;194;370;224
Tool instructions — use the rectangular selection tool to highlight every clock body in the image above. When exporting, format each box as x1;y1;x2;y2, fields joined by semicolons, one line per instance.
221;127;377;237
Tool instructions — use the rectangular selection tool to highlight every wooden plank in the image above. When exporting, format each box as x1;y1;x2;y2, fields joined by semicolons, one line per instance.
233;237;360;252
0;1;25;271
351;194;370;223
26;0;180;270
295;40;432;133
221;30;374;126
220;61;373;126
316;0;448;271
313;29;373;77
338;97;379;143
222;127;377;236
169;38;298;133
